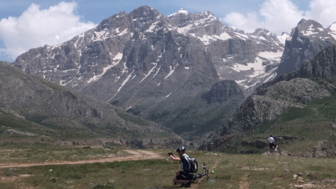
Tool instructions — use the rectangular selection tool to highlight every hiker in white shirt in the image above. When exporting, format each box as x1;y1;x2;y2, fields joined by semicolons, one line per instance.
267;135;278;151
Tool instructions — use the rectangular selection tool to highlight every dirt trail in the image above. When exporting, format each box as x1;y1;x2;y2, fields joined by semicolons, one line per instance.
0;150;162;169
239;173;250;189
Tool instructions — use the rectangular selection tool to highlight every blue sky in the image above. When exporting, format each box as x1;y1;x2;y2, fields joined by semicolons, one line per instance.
0;0;335;62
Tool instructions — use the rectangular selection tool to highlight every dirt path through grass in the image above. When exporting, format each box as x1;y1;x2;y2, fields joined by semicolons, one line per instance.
239;173;250;189
0;150;162;169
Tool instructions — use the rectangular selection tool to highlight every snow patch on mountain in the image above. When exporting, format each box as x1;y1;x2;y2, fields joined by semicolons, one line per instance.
117;70;134;92
191;32;232;45
165;92;172;98
146;21;160;33
165;65;176;79
277;33;290;45
235;33;248;40
93;30;109;41
175;24;193;35
74;33;84;48
233;50;282;90
152;66;161;79
301;24;322;36
195;12;217;26
231;57;264;77
87;52;123;83
258;51;283;60
116;28;128;36
139;63;158;83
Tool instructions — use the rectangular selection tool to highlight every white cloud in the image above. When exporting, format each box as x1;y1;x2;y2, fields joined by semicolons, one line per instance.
223;0;336;35
305;0;336;26
0;1;96;61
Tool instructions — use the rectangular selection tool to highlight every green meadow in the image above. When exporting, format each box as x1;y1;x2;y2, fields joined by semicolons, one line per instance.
0;145;335;189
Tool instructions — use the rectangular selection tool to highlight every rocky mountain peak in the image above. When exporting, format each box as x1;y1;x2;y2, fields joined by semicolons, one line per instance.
295;19;325;36
129;5;162;20
167;9;220;36
253;28;272;36
168;9;216;22
127;6;165;33
194;10;218;23
277;19;336;77
97;11;128;31
252;28;280;44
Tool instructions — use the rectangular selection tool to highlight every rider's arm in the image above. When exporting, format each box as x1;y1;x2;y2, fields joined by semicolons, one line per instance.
169;154;181;162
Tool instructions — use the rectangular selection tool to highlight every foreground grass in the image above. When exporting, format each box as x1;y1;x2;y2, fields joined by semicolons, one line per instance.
0;148;335;189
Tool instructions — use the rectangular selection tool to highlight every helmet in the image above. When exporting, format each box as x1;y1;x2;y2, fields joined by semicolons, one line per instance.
176;146;186;152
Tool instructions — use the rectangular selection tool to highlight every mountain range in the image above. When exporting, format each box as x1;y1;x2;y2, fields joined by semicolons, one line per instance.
4;6;336;155
11;6;283;138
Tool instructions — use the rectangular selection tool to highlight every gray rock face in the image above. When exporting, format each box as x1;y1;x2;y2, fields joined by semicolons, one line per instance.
296;44;336;80
277;19;336;76
229;78;331;132
13;6;286;138
225;45;336;134
273;44;336;84
202;80;244;103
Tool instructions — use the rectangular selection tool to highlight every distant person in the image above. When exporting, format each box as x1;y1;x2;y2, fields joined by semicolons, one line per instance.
168;146;192;187
267;135;278;152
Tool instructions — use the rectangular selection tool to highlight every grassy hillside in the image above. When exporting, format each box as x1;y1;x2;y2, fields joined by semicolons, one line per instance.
219;94;336;157
0;106;179;147
0;146;335;189
0;61;181;148
204;46;336;157
147;96;242;141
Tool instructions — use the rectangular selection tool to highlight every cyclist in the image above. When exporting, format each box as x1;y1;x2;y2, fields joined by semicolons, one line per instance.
168;146;192;187
267;135;279;152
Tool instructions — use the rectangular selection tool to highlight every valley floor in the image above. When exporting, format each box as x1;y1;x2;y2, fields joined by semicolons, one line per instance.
0;146;335;189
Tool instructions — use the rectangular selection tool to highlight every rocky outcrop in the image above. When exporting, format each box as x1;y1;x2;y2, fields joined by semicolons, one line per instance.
226;45;336;133
227;78;331;132
202;45;336;156
309;140;336;158
202;80;244;103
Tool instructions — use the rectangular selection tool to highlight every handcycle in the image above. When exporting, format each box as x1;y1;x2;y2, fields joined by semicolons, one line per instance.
190;163;210;183
267;145;281;155
178;162;210;187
